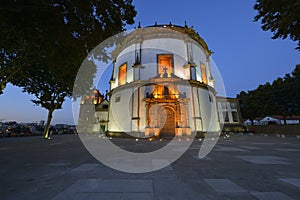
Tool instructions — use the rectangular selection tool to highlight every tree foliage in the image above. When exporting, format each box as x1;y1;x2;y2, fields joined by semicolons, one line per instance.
237;65;300;122
0;0;136;137
254;0;300;50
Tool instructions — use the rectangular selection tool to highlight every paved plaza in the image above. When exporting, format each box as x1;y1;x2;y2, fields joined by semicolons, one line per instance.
0;133;300;200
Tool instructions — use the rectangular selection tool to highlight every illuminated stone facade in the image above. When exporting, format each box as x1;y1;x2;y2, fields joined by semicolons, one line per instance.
105;24;220;137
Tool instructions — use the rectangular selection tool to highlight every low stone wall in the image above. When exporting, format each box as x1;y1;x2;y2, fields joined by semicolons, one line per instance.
246;124;300;135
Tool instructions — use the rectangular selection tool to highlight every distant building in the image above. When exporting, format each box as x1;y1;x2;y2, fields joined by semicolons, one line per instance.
259;116;300;125
95;99;109;133
78;88;105;133
39;120;45;127
243;118;261;126
243;116;300;126
216;96;243;131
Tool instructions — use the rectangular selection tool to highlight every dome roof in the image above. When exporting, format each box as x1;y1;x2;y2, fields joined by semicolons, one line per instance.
112;23;213;59
146;23;212;55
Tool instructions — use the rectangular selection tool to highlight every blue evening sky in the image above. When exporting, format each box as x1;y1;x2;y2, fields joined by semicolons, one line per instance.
0;0;299;124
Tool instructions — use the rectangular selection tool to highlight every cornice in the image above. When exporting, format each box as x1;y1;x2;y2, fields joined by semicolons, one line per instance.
112;24;213;60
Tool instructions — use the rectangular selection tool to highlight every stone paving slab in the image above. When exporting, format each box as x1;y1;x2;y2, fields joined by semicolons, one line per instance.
71;163;99;172
57;193;153;200
0;147;11;150
48;161;72;167
276;148;300;152
152;159;173;171
49;142;65;146
204;179;246;193
53;191;154;200
52;179;154;200
154;178;209;200
250;192;295;200
188;145;202;150
214;147;249;152
280;178;300;188
251;142;275;145
239;145;261;150
193;155;213;160
236;156;290;164
172;146;188;152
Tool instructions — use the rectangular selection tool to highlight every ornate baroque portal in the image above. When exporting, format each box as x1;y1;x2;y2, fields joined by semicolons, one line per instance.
144;76;191;137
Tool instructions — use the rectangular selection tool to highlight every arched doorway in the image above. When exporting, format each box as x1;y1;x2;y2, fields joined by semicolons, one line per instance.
159;107;175;137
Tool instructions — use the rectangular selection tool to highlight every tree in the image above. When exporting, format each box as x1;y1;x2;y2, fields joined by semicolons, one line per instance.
238;91;259;125
254;0;300;50
286;65;300;114
238;82;272;124
237;65;300;123
0;25;34;94
0;0;136;138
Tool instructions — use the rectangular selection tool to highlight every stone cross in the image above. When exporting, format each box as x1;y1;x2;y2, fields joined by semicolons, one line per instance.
162;66;168;78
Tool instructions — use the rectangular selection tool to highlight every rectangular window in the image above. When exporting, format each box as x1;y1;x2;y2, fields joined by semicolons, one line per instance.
158;54;173;77
115;95;121;103
118;63;127;86
190;66;196;80
100;125;106;133
208;94;213;102
222;102;227;110
223;111;229;122
230;102;237;109
200;63;207;84
232;111;239;122
145;85;154;98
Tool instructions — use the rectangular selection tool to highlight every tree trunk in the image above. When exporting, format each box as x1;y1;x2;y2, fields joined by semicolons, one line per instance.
43;109;54;139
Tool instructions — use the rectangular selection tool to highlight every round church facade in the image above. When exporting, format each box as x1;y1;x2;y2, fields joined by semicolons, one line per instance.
107;24;220;138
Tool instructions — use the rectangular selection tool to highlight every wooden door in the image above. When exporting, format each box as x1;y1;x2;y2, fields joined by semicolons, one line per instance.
159;107;175;136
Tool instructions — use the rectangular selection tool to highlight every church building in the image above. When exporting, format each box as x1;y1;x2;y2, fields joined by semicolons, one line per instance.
80;23;231;138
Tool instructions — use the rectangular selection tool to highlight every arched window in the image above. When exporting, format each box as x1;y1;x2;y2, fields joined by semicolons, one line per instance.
118;63;127;86
200;63;207;84
157;54;173;77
